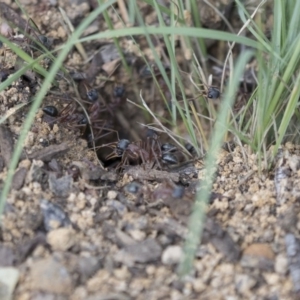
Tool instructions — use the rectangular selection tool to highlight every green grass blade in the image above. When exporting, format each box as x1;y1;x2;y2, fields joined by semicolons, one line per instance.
79;26;260;49
0;36;49;78
274;72;300;154
178;50;254;276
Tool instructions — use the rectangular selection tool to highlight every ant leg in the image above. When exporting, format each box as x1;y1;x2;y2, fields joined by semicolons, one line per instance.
116;155;129;171
151;150;162;170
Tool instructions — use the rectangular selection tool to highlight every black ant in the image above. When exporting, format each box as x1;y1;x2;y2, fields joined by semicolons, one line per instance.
99;128;185;170
207;86;220;99
50;100;88;131
42;82;122;141
195;81;221;101
102;138;152;169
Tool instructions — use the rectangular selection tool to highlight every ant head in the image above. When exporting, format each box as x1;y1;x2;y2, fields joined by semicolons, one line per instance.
113;86;125;98
78;115;88;125
207;87;220;99
185;143;195;155
116;139;130;156
87;89;99;102
42;105;58;117
146;128;159;139
37;35;53;49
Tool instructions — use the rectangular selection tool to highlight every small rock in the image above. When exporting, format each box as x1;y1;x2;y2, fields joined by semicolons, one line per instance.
99;44;120;63
49;174;73;197
162;245;183;265
192;279;206;293
106;199;127;215
241;243;275;270
30;258;73;295
118;238;162;264
66;2;90;22
0;267;19;300
0;245;16;266
285;233;300;293
77;257;102;284
235;274;257;294
128;229;146;241
101;172;118;182
26;160;48;186
107;191;118;200
12;167;27;190
40;199;71;232
47;228;76;251
125;182;142;194
0;125;14;167
275;254;288;275
17;234;46;264
243;243;275;260
263;273;280;285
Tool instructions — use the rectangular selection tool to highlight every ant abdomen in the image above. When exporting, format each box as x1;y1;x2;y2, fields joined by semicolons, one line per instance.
86;89;99;102
207;87;220;99
161;143;177;153
116;139;130;156
43;105;59;117
161;153;178;165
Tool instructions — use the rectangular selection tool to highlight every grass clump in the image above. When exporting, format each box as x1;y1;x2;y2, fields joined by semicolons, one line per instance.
233;0;300;162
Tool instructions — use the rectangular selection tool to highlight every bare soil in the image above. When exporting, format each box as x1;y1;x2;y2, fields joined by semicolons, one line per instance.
0;1;299;300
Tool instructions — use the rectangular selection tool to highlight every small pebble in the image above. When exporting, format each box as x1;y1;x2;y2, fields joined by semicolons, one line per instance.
40;199;71;232
107;190;118;200
30;258;73;295
162;245;183;265
47;228;76;251
0;267;19;300
106;200;127;215
275;254;288;275
125;182;141;194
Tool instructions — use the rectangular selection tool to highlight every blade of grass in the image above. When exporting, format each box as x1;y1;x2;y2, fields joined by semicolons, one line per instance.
0;55;46;92
178;50;254;276
273;71;300;155
78;26;261;49
0;36;49;78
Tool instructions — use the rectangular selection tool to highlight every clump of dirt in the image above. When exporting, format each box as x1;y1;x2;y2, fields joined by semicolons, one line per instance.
0;1;298;300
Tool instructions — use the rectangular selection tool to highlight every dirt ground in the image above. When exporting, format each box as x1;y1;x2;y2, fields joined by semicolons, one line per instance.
1;1;300;300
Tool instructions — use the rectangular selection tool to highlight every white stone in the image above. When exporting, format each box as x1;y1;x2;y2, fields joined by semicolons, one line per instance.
107;190;118;200
162;246;183;265
275;254;288;275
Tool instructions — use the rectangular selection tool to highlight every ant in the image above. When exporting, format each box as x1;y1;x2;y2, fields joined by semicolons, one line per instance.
194;81;221;101
207;86;220;99
102;138;152;169
43;101;87;132
99;129;184;170
43;82;123;141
